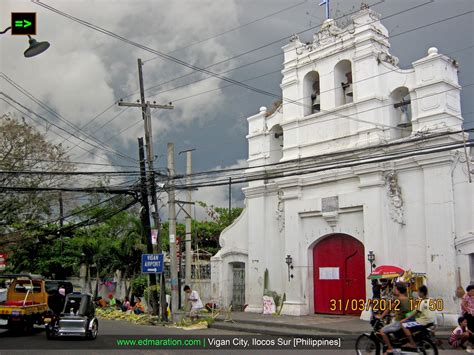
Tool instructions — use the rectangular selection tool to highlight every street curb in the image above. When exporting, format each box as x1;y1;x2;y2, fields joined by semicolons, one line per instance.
212;317;363;335
210;321;359;337
212;317;453;337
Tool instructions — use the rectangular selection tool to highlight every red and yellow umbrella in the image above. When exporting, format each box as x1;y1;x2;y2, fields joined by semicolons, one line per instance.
368;265;405;279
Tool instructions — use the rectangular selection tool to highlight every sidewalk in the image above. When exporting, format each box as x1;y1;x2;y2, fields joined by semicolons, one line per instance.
210;311;452;338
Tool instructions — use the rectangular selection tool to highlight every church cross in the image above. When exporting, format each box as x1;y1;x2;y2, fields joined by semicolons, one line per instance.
319;0;330;19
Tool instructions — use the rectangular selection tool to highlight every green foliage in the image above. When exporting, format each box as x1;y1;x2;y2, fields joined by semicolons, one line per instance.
277;293;286;315
144;284;170;303
160;204;243;255
0;114;73;235
131;276;148;297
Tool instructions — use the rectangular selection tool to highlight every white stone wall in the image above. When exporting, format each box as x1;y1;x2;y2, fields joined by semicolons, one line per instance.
212;6;473;325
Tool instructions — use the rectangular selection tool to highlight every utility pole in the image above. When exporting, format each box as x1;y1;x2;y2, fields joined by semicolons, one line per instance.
59;192;64;256
168;143;178;319
178;149;195;286
137;137;159;315
118;58;173;320
228;177;232;222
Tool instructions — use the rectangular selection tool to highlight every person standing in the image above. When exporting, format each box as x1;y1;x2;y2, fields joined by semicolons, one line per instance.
461;285;474;332
184;285;203;320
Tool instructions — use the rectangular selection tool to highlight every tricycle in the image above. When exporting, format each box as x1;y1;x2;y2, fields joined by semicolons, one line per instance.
45;292;98;340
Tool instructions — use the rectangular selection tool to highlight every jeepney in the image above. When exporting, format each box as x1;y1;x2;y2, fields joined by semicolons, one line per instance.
0;274;49;332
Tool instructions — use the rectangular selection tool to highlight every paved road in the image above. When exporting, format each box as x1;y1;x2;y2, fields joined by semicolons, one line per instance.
0;319;462;354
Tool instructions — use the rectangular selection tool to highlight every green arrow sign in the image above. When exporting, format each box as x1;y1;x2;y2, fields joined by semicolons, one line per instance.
11;12;36;35
14;20;32;28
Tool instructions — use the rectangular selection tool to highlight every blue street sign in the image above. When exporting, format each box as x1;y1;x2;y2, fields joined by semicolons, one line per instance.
141;253;164;274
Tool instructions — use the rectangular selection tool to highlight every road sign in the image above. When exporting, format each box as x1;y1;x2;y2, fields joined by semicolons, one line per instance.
141;254;164;274
11;13;36;35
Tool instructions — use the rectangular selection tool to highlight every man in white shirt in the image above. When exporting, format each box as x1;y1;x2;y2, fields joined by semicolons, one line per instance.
184;285;203;320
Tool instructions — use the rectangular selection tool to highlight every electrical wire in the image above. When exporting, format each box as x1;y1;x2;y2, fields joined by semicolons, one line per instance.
0;196;139;245
172;139;474;190
136;0;431;100
168;127;474;182
43;0;470;144
0;74;137;163
0;194;127;237
142;0;310;63
33;0;431;114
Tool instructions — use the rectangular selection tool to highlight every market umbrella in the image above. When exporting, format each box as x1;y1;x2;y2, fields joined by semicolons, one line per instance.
368;265;405;279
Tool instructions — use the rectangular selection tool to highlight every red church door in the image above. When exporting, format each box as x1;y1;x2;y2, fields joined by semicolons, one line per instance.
313;234;366;315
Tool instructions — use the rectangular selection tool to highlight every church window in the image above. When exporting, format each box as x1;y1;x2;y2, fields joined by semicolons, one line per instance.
390;86;412;139
334;60;353;106
304;71;320;116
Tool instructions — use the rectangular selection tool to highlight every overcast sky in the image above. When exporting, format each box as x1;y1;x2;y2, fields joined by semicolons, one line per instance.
1;0;473;213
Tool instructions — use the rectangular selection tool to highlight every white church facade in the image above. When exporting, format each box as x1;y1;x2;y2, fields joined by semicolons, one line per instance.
211;6;473;325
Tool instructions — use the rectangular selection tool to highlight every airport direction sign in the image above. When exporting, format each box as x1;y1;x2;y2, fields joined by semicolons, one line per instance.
141;253;164;274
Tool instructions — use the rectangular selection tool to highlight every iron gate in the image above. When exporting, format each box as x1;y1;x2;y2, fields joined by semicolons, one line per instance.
232;263;245;311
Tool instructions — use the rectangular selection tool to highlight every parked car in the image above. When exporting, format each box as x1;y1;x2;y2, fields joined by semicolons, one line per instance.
45;292;98;340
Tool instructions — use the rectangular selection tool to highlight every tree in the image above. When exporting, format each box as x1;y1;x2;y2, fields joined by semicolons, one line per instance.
160;204;243;255
0;114;73;234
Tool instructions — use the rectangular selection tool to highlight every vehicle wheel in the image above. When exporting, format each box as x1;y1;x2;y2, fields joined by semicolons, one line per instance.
46;328;56;340
355;334;380;355
23;321;33;335
418;338;438;355
87;320;98;340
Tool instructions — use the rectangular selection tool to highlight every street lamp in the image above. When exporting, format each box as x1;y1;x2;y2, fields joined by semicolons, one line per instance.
285;254;294;282
367;251;376;272
0;26;50;57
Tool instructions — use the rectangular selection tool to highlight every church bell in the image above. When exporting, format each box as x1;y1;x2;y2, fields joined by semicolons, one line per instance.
312;94;321;112
397;109;411;127
344;83;353;97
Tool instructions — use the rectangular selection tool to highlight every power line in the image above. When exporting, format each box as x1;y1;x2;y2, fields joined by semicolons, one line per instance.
1;74;137;163
0;185;137;195
128;0;388;100
43;2;466;142
172;139;474;189
0;97;123;168
167;43;474;108
37;0;435;147
0;194;127;237
34;0;413;112
0;157;138;169
0;196;139;245
142;0;310;63
0;93;136;163
170;127;474;182
138;0;432;100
